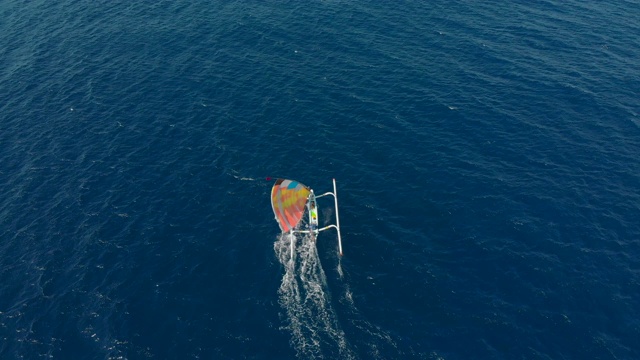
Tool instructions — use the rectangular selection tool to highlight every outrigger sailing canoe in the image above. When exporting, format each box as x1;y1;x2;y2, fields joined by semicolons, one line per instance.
270;178;343;257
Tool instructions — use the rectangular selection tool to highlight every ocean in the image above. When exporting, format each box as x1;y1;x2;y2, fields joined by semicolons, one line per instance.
1;0;639;359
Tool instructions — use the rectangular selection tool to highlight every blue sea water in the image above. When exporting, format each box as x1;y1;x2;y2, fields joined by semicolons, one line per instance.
1;0;639;359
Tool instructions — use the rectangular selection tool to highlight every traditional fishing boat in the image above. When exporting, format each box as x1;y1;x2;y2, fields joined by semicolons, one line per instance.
270;178;342;257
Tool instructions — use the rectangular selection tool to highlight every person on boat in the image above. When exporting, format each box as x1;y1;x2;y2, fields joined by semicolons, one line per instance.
310;203;318;230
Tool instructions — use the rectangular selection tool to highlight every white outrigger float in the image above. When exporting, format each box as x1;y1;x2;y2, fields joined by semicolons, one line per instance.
270;178;343;257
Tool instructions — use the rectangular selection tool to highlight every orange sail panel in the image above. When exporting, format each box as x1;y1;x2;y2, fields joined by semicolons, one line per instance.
271;179;310;233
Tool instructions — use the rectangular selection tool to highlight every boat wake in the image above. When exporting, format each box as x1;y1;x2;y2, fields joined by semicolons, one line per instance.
274;233;355;359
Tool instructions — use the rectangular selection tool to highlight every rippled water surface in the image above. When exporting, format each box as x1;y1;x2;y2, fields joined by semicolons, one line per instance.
1;1;639;359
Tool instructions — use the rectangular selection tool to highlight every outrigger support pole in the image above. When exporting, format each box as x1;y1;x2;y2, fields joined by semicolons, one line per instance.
294;179;343;256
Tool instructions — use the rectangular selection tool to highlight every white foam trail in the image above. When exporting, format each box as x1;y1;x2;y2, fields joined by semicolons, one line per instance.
274;233;355;359
335;257;399;359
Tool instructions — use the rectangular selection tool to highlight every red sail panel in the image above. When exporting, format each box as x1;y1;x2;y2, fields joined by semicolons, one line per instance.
271;179;311;233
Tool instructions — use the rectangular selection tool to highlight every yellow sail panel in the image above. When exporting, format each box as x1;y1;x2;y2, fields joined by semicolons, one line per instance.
271;179;310;233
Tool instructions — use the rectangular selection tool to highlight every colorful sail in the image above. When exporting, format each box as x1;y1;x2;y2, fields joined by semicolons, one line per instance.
271;179;311;233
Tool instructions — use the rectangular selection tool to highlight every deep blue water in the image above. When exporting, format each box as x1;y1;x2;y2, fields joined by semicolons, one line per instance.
2;1;640;359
